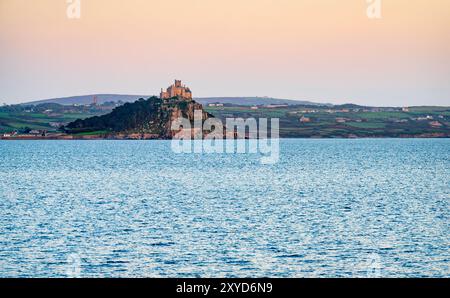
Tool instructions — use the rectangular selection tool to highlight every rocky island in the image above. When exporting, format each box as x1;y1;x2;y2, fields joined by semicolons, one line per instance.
65;80;212;139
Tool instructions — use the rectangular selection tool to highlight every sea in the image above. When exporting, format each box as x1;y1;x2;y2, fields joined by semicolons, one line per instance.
0;139;448;277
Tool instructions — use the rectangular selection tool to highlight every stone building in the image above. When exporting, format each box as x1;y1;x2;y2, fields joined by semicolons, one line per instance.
160;80;192;100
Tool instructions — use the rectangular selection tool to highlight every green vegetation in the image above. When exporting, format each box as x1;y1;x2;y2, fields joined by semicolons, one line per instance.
1;99;449;138
205;106;450;138
73;130;109;136
65;97;165;133
0;102;114;134
345;122;386;129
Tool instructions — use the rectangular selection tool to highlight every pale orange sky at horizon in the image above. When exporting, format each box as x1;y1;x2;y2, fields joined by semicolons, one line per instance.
0;0;449;106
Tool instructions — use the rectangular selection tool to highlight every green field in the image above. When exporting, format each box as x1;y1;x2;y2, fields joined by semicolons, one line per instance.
345;122;386;129
73;130;110;136
0;111;104;133
205;106;450;138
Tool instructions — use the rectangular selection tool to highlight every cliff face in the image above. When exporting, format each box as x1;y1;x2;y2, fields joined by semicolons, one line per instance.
65;96;212;139
162;100;211;138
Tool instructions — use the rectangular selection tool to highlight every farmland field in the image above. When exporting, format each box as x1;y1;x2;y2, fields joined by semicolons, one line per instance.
205;106;450;138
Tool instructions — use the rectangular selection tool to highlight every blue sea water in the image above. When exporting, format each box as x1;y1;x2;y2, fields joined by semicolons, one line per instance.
0;139;448;277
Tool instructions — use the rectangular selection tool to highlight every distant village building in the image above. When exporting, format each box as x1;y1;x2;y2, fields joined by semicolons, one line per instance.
160;80;192;100
402;107;410;112
416;115;434;121
336;117;348;123
299;116;311;123
266;104;289;108
429;121;443;127
395;119;408;123
300;109;318;113
250;106;259;110
49;122;65;128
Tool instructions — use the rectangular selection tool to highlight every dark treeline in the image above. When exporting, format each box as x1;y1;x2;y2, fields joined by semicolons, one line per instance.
65;97;162;133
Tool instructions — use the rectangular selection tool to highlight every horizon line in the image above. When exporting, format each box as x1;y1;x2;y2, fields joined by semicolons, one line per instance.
7;93;449;108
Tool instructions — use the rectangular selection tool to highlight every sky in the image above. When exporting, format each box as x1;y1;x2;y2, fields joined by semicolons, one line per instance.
0;0;449;106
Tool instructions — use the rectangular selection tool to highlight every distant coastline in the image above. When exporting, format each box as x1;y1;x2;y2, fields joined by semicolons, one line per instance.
1;134;449;141
2;86;449;139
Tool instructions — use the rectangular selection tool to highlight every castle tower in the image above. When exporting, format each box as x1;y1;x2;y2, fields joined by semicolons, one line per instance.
160;80;193;101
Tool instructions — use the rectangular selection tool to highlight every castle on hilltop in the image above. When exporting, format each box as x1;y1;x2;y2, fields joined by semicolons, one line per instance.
160;80;192;100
